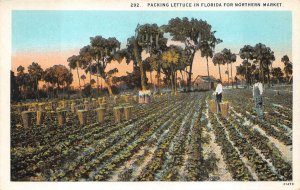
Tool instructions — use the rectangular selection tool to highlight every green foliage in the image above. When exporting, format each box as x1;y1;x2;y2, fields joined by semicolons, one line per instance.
252;43;275;84
82;84;92;97
43;65;73;87
281;55;292;81
164;17;220;90
271;67;284;83
11;71;21;101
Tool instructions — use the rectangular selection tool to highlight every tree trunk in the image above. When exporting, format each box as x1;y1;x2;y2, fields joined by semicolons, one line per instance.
36;77;39;100
46;82;49;99
227;63;229;85
259;61;262;83
180;70;184;82
267;69;271;87
76;66;82;97
89;63;92;84
100;78;103;90
96;66;100;96
133;39;147;91
180;70;184;89
261;62;264;85
172;67;176;93
57;82;60;98
157;70;161;94
245;60;248;87
62;82;65;99
184;67;188;85
206;56;210;77
170;71;174;93
105;78;114;96
68;67;72;98
139;60;147;91
187;51;196;92
230;63;233;88
107;85;113;96
270;63;273;87
150;71;153;85
175;72;177;93
187;64;193;91
218;64;222;82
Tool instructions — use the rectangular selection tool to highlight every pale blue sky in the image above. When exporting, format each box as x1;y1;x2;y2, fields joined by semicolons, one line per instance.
12;11;292;54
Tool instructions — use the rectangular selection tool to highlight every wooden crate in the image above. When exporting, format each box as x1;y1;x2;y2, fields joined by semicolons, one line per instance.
209;100;217;113
220;102;229;117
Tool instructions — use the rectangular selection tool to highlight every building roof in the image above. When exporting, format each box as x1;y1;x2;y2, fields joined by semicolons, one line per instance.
193;75;218;83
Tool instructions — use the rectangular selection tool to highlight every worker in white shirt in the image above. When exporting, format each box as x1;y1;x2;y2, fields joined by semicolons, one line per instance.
213;80;223;113
253;79;264;118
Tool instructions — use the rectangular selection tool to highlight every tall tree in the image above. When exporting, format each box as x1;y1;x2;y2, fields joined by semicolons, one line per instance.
79;45;93;84
281;55;293;82
271;67;284;84
222;48;236;87
253;43;275;86
236;63;259;86
16;65;32;99
67;55;82;91
199;31;223;78
239;45;254;86
11;71;20;102
16;65;25;96
142;58;153;85
28;62;44;99
164;17;219;91
145;53;162;93
161;46;181;93
88;36;121;96
212;52;226;82
177;49;190;89
43;65;73;98
129;24;166;91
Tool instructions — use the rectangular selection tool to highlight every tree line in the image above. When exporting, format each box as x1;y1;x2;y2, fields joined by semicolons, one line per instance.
11;17;293;101
11;63;73;101
236;45;292;86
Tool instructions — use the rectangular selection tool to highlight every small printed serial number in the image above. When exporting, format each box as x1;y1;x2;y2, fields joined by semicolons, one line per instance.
131;3;140;7
283;182;294;186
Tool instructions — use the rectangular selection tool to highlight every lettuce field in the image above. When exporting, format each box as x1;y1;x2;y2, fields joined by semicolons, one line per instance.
10;87;292;181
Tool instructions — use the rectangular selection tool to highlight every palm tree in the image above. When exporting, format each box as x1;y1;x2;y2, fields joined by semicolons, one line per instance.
271;67;284;84
79;45;93;84
161;46;180;93
221;48;236;87
281;55;293;82
239;45;254;86
200;41;213;78
28;62;44;99
222;49;230;84
164;17;221;91
200;31;223;78
147;53;162;93
253;43;275;86
133;24;166;91
43;65;73;98
86;36;121;96
230;54;237;87
212;52;226;82
16;65;26;98
67;55;83;92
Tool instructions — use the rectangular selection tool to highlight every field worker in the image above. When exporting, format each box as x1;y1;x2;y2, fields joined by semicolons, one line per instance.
213;80;223;113
253;78;264;118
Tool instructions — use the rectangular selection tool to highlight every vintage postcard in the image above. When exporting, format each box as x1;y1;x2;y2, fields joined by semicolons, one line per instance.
0;0;300;189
